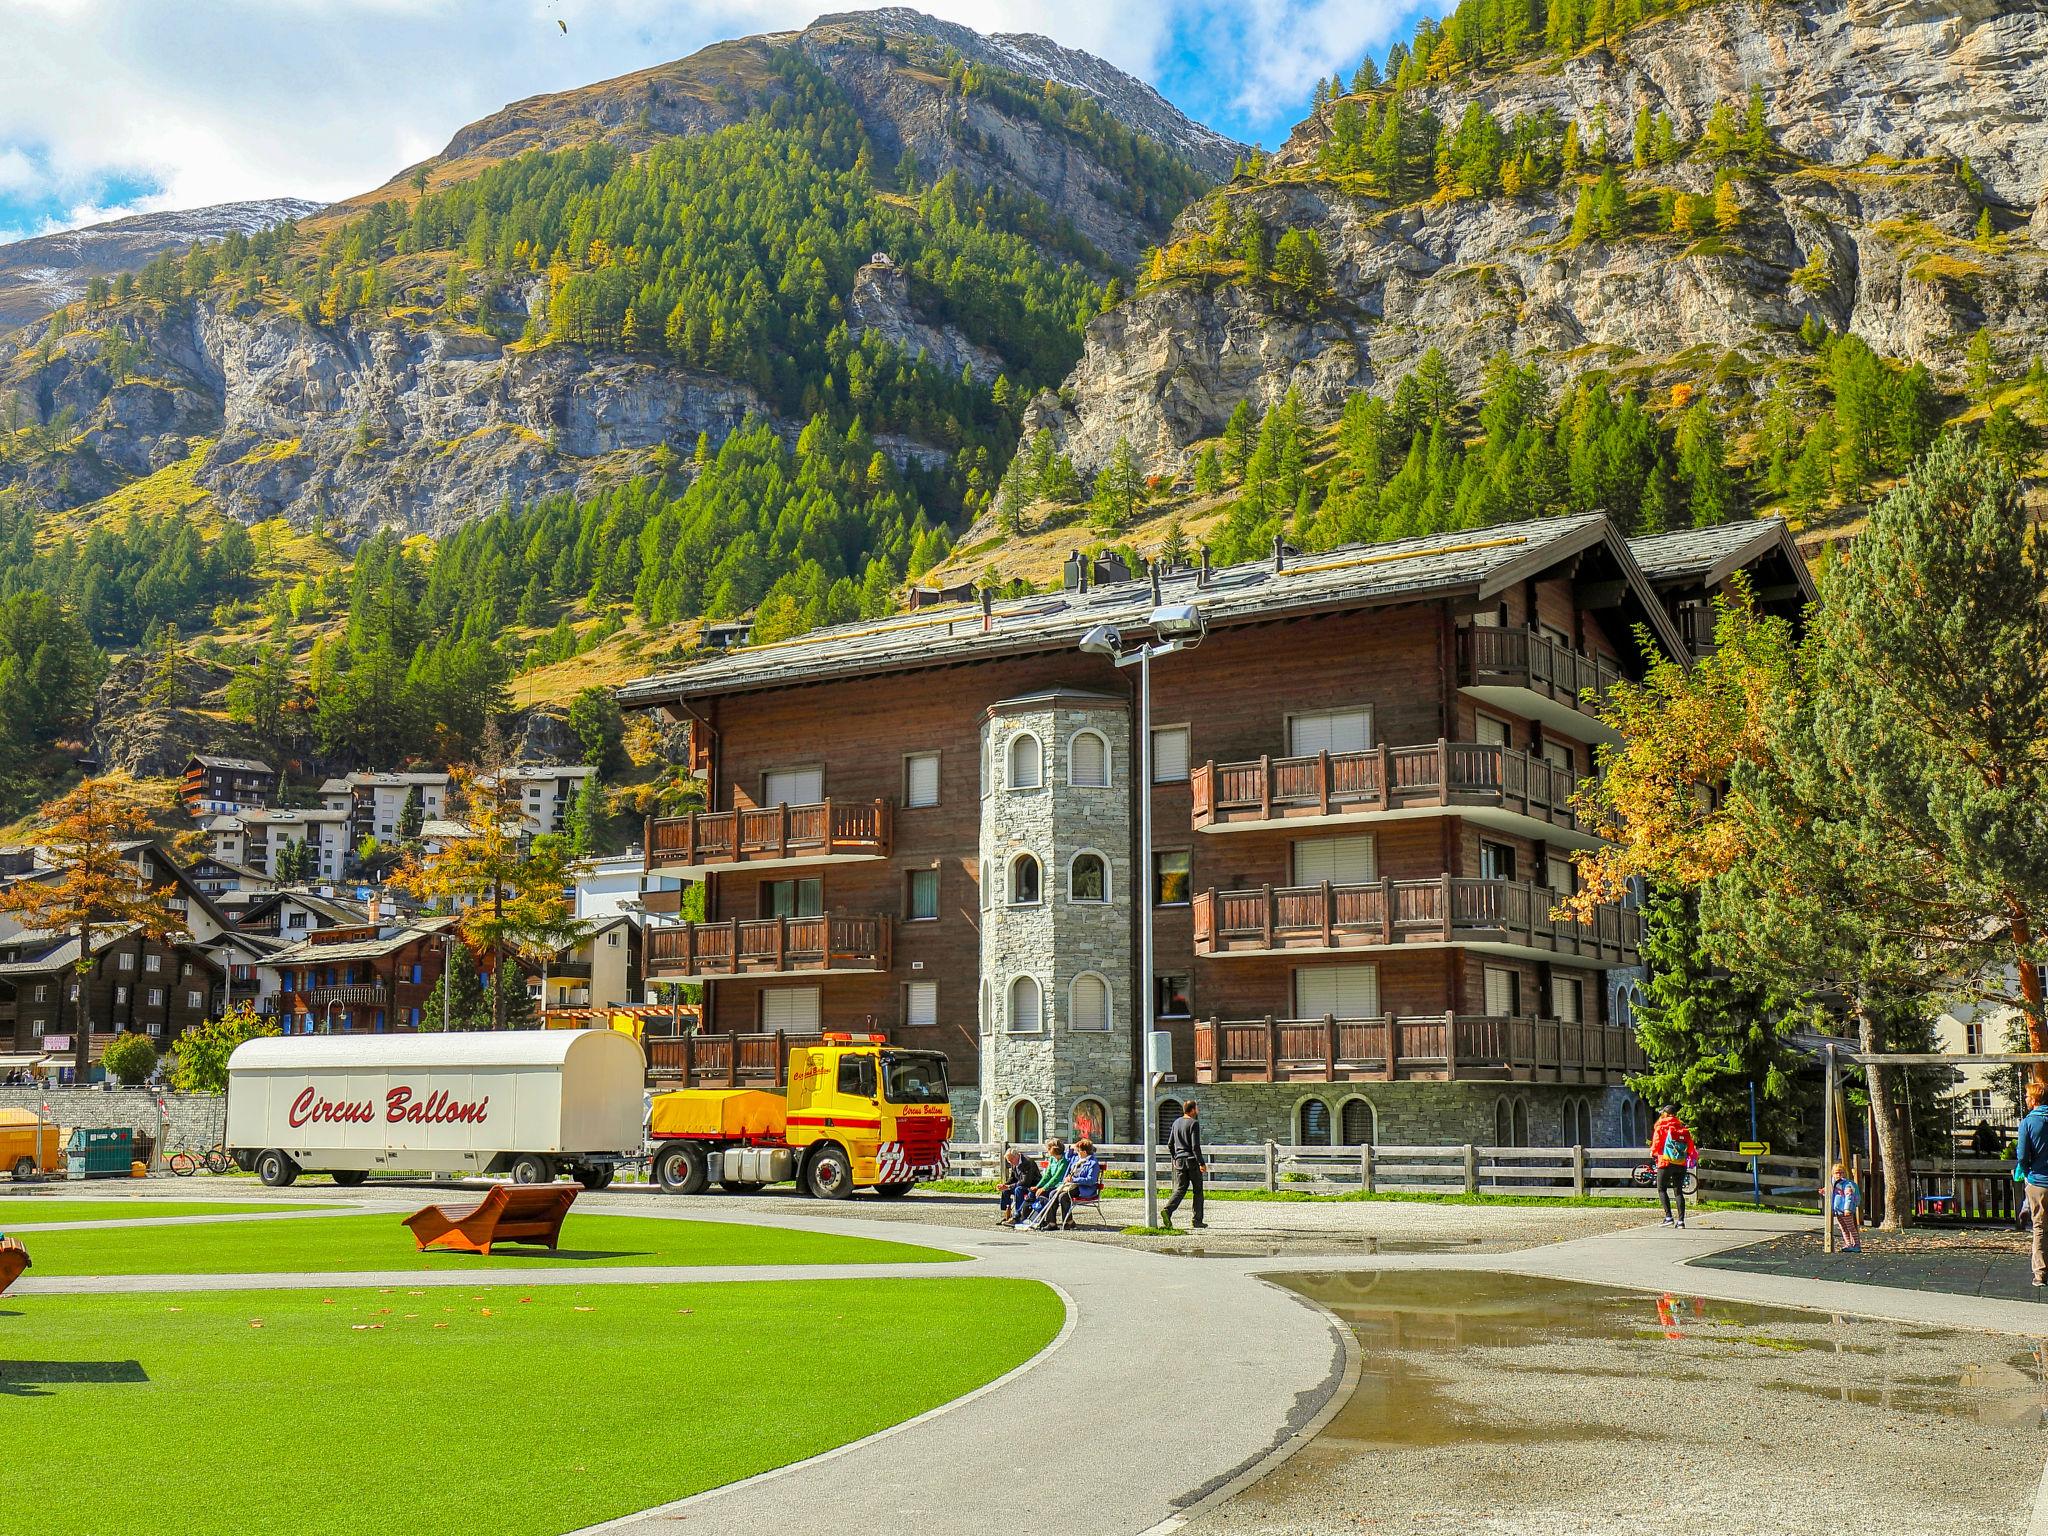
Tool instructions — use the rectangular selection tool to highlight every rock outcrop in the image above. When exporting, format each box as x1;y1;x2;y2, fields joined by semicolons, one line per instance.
88;654;264;779
1032;0;2048;477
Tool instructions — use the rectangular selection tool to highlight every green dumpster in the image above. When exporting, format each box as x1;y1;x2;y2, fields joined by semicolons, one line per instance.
65;1127;135;1178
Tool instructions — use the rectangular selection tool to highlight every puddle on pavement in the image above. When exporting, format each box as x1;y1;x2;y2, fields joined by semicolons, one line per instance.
1183;1272;2048;1536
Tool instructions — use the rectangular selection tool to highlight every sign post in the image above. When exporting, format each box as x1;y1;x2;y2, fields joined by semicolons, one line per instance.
1747;1079;1760;1208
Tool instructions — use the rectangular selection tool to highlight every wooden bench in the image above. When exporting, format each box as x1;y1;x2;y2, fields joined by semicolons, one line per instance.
0;1242;28;1297
402;1184;580;1257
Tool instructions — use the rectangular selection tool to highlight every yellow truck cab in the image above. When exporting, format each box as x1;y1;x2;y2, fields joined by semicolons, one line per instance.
648;1034;951;1199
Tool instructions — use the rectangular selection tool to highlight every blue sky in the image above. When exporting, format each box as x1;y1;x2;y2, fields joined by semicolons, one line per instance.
4;1;1450;245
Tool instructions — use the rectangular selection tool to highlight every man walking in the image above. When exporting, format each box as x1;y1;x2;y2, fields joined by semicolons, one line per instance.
1162;1101;1208;1230
2014;1082;2048;1286
1647;1103;1696;1229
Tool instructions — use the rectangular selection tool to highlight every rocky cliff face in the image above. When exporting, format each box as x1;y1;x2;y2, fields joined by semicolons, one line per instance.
1032;0;2048;477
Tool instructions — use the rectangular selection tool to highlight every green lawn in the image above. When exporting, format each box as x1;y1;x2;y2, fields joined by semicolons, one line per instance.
0;1278;1063;1535
19;1212;959;1275
0;1200;334;1225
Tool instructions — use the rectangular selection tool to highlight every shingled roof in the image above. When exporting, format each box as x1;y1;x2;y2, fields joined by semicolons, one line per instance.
1629;517;1816;602
620;512;1686;705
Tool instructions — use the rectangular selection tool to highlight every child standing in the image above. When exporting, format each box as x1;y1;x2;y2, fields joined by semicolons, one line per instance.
1829;1163;1862;1253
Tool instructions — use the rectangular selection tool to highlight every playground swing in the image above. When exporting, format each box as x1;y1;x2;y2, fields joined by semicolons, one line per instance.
1909;1073;1960;1220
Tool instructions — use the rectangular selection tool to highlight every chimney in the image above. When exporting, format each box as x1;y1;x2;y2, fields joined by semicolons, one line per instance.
1272;534;1286;573
1198;544;1212;589
1149;557;1163;605
980;588;994;632
367;892;383;925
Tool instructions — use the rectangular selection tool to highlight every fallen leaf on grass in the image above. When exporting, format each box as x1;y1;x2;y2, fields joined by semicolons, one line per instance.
248;1321;264;1329
574;1306;593;1312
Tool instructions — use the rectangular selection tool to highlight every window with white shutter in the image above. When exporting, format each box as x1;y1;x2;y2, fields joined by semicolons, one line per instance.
1293;965;1380;1020
1483;966;1521;1016
1070;730;1109;787
1008;734;1042;789
1291;835;1378;886
1150;725;1190;783
1008;975;1042;1033
1553;976;1582;1023
904;752;940;808
762;768;823;805
1539;739;1574;773
1288;708;1372;756
1475;714;1511;748
905;980;937;1029
1546;854;1576;898
1070;973;1110;1031
760;987;820;1031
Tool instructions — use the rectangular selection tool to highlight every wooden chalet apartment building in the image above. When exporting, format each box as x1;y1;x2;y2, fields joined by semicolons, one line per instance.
618;513;1813;1150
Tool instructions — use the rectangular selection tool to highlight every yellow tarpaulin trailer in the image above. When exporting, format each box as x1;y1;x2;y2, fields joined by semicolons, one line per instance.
0;1107;63;1179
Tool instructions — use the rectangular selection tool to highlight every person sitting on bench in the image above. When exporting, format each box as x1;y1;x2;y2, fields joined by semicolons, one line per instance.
1042;1138;1102;1230
997;1146;1041;1227
1017;1138;1068;1229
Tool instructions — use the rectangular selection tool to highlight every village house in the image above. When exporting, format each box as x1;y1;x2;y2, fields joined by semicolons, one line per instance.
261;912;458;1034
318;770;452;847
477;762;597;836
0;925;225;1070
530;913;644;1014
618;513;1818;1149
181;753;276;818
206;807;352;883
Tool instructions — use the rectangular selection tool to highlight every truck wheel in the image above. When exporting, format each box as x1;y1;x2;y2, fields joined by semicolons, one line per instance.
256;1149;298;1188
873;1181;915;1198
577;1164;615;1190
719;1179;765;1194
12;1155;35;1181
510;1154;552;1185
654;1143;707;1196
331;1170;368;1187
805;1144;854;1200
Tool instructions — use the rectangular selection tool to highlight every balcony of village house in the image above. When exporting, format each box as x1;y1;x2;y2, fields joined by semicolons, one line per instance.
1456;625;1626;744
644;799;893;875
305;981;391;1010
1190;877;1638;966
644;911;892;981
647;1029;829;1084
1190;740;1600;849
1194;1013;1646;1085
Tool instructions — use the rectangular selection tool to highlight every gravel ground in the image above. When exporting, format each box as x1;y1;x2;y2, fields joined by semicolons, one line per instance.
1699;1225;2048;1305
1186;1270;2048;1536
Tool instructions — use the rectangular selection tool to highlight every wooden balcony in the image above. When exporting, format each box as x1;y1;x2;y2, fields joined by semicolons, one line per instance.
1457;626;1626;743
645;799;891;873
305;982;390;1009
645;912;892;980
647;1030;827;1084
1194;1013;1646;1084
1190;740;1593;845
1191;877;1638;965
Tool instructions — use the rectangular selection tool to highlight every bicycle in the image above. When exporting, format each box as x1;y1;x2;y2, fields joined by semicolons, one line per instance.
168;1144;236;1176
1630;1160;1697;1195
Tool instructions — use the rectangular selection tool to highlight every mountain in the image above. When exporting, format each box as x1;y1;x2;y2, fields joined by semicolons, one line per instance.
0;198;323;332
1027;0;2048;490
0;11;1236;537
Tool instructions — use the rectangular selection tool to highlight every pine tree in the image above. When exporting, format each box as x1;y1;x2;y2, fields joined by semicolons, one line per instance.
1967;327;1996;400
1221;400;1255;479
1192;446;1224;495
1712;173;1741;232
397;784;425;844
1090;438;1144;532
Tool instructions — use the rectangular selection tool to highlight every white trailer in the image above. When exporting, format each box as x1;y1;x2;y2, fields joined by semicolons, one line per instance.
225;1030;647;1189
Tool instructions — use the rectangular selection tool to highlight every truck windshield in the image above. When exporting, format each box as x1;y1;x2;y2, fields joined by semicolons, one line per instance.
880;1052;950;1105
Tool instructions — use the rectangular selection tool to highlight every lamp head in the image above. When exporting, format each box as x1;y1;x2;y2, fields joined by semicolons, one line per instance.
1078;623;1123;658
1149;603;1206;642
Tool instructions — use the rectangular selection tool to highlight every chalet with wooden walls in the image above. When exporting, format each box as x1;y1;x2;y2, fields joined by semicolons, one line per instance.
0;926;224;1071
1630;518;1815;659
182;754;276;818
262;915;457;1034
619;513;1708;1150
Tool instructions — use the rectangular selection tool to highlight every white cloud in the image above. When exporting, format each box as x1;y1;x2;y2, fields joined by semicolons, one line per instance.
0;1;1409;236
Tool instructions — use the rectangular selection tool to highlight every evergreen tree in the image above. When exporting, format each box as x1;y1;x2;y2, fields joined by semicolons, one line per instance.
397;784;425;843
1090;438;1144;532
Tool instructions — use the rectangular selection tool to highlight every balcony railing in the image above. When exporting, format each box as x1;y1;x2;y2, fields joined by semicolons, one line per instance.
645;912;892;979
1191;877;1638;965
305;982;391;1009
1191;740;1584;835
1194;1013;1645;1083
646;799;892;871
1457;626;1625;718
648;1030;828;1084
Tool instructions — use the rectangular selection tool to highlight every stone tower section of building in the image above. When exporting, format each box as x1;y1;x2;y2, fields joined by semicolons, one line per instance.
976;689;1134;1146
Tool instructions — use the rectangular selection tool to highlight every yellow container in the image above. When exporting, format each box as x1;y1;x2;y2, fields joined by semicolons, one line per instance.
130;1161;148;1178
0;1108;63;1178
649;1089;786;1141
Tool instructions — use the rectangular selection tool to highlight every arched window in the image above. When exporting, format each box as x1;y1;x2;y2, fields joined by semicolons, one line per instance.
1070;729;1110;787
1298;1098;1332;1147
1495;1097;1514;1148
1511;1097;1529;1147
1069;972;1110;1031
1008;974;1043;1033
1157;1097;1184;1143
1069;851;1108;903
1339;1098;1376;1146
1008;733;1042;790
1072;1097;1109;1141
1010;1099;1041;1145
1572;1100;1593;1147
1009;853;1042;906
978;978;991;1036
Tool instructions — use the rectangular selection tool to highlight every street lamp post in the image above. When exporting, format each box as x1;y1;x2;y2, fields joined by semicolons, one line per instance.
1080;601;1206;1228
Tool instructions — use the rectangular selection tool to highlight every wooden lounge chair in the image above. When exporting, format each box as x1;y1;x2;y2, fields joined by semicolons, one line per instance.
402;1183;580;1257
0;1242;29;1296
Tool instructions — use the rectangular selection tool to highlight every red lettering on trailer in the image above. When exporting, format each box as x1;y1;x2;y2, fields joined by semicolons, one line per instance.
385;1086;490;1124
287;1087;376;1128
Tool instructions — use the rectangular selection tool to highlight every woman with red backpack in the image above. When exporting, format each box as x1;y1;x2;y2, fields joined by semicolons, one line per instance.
1649;1105;1697;1228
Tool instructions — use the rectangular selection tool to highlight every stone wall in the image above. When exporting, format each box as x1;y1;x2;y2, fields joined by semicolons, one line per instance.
0;1086;226;1154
